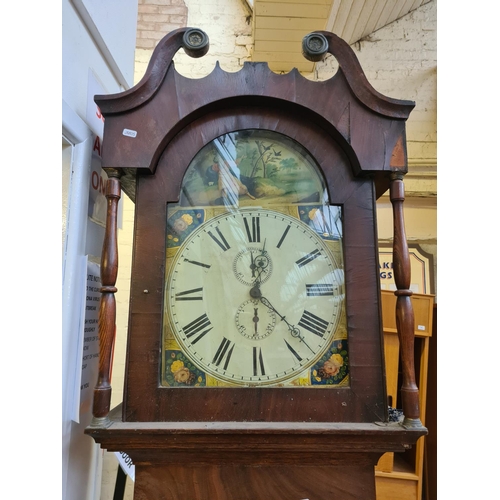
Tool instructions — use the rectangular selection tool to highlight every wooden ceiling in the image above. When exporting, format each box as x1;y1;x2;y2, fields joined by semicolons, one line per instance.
250;0;432;72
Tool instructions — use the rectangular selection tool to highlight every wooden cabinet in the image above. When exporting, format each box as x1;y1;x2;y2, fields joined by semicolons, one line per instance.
375;291;434;500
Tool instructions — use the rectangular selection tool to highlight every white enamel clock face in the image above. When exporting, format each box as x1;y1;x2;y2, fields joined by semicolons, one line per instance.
165;208;343;386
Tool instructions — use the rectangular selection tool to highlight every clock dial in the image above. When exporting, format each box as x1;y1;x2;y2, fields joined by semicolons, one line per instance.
235;299;276;340
233;247;272;286
164;208;344;386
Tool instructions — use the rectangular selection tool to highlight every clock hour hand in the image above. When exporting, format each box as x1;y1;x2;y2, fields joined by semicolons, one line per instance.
253;307;259;336
249;238;269;285
250;250;256;278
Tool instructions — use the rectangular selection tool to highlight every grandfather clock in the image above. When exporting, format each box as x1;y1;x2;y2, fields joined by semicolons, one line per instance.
86;28;426;499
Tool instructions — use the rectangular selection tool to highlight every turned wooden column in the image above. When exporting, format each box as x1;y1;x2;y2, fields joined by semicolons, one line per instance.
390;172;423;428
91;168;122;427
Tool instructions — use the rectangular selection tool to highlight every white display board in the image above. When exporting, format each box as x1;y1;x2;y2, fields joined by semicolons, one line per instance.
76;259;102;421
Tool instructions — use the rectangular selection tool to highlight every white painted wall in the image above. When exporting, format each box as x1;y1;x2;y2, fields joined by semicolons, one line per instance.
63;0;138;117
315;1;437;165
62;1;138;499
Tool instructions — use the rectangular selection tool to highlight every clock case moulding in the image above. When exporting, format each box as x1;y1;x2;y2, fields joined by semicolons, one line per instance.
85;27;426;498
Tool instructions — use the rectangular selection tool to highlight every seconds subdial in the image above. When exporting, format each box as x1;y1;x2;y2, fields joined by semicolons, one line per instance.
235;299;276;340
233;247;272;286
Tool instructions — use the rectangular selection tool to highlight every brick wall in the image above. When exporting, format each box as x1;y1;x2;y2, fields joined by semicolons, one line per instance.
134;0;252;83
136;0;188;50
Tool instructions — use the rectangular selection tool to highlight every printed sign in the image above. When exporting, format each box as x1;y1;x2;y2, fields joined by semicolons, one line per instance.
77;260;101;421
378;244;434;295
115;452;135;482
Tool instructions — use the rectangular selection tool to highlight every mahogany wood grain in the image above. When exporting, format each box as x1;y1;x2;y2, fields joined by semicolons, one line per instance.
87;406;427;458
92;170;122;421
88;27;424;428
86;406;427;499
123;108;387;423
95;28;414;204
315;31;415;118
390;174;421;425
86;28;427;500
132;463;378;500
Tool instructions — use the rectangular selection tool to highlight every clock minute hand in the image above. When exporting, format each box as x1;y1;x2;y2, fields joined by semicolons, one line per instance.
260;238;267;256
260;296;295;333
259;295;315;354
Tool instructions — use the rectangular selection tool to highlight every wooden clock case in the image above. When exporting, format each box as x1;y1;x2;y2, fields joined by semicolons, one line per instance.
86;28;427;499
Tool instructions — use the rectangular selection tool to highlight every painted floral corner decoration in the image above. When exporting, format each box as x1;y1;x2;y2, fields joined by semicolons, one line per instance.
167;210;204;248
164;350;206;387
311;340;349;385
